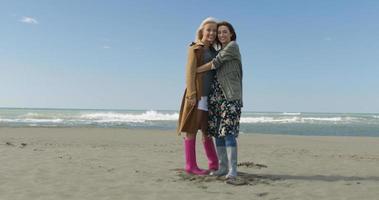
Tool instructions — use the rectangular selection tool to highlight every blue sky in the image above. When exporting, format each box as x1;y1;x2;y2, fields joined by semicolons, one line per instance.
0;0;378;113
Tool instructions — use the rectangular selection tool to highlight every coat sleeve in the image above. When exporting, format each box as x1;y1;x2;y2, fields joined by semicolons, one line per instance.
185;47;197;98
212;41;240;69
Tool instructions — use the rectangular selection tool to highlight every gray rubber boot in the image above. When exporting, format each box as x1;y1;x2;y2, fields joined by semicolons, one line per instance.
226;146;237;179
210;146;228;176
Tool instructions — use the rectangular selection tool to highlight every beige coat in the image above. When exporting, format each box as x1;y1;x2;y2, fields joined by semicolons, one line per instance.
177;42;205;135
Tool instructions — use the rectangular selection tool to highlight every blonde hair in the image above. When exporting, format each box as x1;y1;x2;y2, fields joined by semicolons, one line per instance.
195;17;218;42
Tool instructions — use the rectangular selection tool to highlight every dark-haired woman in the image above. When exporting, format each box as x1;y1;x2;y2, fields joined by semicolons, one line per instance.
197;21;243;179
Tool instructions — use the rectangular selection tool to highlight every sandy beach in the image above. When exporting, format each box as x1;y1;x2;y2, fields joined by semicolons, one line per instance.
1;128;379;200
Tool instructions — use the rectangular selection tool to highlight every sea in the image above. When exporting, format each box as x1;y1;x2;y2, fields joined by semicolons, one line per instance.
1;108;378;137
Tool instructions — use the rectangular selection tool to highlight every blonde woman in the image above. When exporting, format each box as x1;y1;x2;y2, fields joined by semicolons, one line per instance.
177;17;219;175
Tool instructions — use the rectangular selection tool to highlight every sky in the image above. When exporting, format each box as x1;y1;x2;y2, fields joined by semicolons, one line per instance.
0;0;378;113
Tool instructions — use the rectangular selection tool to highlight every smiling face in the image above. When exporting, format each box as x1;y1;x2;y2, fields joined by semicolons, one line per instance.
201;22;217;45
217;25;233;47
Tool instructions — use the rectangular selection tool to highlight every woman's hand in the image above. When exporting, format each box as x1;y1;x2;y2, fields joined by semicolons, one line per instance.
187;96;196;107
196;62;212;73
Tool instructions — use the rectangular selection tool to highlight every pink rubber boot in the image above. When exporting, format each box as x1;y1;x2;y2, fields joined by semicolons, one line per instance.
184;138;208;175
203;137;219;171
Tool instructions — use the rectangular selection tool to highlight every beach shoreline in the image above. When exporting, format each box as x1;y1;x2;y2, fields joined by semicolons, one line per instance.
1;127;379;200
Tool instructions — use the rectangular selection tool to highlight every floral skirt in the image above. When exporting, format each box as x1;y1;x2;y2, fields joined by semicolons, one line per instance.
208;77;242;138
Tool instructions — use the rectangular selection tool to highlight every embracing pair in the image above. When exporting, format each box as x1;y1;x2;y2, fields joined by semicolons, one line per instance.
177;17;243;180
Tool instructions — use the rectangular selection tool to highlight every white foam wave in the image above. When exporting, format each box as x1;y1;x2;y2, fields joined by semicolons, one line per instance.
80;110;179;123
302;117;343;122
240;117;300;123
20;112;62;119
0;110;371;126
0;118;63;123
22;112;41;117
281;112;301;116
240;116;353;124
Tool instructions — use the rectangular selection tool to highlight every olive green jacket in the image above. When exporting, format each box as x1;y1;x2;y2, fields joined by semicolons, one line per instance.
212;41;243;105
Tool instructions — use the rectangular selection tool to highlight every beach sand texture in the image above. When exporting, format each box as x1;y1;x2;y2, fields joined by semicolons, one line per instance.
1;128;379;200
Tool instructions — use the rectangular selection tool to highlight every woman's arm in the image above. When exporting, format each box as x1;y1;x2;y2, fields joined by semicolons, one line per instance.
196;62;212;73
185;48;197;106
212;41;240;70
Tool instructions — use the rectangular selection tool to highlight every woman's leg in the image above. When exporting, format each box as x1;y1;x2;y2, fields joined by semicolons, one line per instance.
201;127;218;170
197;103;218;171
225;134;238;179
210;136;228;176
185;132;196;140
183;131;208;175
196;109;208;135
217;97;242;179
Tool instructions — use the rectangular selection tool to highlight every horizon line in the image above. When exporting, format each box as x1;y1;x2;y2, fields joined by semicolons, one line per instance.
0;106;378;115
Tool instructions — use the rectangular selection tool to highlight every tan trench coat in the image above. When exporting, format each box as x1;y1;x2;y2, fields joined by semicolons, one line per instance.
177;42;206;135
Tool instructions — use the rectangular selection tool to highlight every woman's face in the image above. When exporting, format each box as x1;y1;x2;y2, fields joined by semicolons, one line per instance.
218;25;232;46
201;23;217;44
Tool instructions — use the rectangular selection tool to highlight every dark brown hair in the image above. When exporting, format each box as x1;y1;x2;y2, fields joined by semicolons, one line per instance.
217;21;237;41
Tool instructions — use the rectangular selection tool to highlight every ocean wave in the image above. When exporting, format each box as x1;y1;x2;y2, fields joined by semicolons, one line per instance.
0;110;179;125
240;116;357;124
240;117;299;123
0;110;375;126
0;118;64;123
302;117;343;122
79;110;179;123
20;112;64;120
281;112;301;116
22;112;41;117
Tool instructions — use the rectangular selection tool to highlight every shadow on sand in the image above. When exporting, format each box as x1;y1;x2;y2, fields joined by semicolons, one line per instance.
173;167;379;186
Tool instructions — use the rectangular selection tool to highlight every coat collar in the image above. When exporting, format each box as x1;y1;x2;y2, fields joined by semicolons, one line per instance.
190;41;205;50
